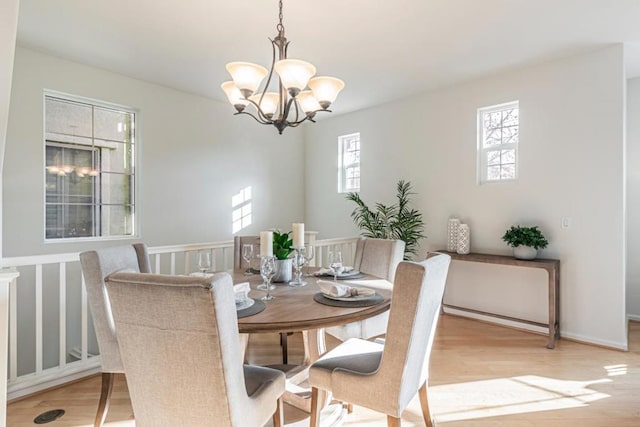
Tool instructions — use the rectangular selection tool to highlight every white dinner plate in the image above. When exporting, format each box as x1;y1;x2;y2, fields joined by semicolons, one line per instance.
236;297;255;311
315;270;361;278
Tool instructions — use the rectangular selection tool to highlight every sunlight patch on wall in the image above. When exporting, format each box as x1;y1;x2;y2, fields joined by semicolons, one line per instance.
232;186;252;234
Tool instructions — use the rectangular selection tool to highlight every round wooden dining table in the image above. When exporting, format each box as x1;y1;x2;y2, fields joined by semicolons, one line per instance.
231;269;392;425
234;269;392;334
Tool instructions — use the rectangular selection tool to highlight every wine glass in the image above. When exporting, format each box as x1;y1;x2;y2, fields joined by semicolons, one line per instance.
242;244;254;275
303;244;315;276
260;256;277;301
257;255;276;291
197;251;211;275
328;249;343;282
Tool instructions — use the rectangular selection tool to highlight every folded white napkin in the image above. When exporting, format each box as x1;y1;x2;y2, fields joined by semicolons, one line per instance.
317;280;375;298
234;282;250;303
316;266;353;276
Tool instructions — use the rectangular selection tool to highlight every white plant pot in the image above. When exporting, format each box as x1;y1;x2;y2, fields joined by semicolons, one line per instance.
273;258;293;283
513;246;537;260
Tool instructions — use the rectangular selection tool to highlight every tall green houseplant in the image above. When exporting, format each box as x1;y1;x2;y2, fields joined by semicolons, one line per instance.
346;180;425;260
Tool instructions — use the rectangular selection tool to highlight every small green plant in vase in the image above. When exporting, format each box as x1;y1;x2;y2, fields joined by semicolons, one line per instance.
502;225;549;260
272;230;294;282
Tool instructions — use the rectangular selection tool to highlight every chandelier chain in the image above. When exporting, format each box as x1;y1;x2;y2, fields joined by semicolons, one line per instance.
277;0;284;33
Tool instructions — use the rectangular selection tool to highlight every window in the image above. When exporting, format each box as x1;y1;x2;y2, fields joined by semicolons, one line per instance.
232;186;252;233
44;93;136;240
478;101;519;183
338;132;360;193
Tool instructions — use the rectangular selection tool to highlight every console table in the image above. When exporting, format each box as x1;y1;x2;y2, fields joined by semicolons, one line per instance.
432;251;560;349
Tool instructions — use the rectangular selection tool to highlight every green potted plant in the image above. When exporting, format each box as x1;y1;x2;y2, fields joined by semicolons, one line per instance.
502;225;549;260
272;230;294;282
346;180;425;260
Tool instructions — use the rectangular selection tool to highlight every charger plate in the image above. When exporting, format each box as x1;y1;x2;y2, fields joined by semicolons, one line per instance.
313;292;383;308
237;299;266;318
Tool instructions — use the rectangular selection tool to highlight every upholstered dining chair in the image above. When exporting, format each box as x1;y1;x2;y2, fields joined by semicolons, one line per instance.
309;254;451;427
104;271;285;427
233;235;261;271
326;237;405;341
79;243;151;427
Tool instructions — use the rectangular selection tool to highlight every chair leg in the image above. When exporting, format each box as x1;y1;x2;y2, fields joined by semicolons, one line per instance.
272;397;284;427
347;402;354;413
419;382;434;427
94;372;115;427
280;332;288;364
387;415;401;427
310;387;321;427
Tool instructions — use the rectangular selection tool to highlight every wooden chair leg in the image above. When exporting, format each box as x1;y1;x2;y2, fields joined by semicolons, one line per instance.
419;382;433;427
272;397;284;427
280;332;288;364
310;387;321;427
387;415;401;427
94;372;115;427
347;402;354;413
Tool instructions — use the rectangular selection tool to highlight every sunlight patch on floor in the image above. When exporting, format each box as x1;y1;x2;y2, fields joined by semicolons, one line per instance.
605;364;628;376
430;375;611;423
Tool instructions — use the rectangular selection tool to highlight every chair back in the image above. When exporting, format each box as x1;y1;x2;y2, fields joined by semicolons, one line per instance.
353;238;405;281
376;254;450;413
79;243;150;372
233;235;261;270
330;254;451;417
105;272;247;427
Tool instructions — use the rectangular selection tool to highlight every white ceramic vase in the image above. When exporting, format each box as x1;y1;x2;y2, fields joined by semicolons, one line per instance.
447;218;461;252
513;246;537;260
457;224;470;255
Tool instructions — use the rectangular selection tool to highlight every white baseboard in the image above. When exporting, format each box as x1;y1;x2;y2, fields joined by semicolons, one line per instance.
444;307;628;351
8;358;101;400
560;331;627;351
628;314;640;322
443;307;548;335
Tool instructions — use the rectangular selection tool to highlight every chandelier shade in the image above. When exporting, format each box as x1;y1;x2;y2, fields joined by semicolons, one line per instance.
274;59;317;96
309;76;346;109
225;62;268;96
297;90;322;114
249;92;280;118
221;0;344;134
221;81;250;110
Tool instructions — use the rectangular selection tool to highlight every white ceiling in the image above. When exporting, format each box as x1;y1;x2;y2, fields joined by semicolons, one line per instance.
15;0;640;115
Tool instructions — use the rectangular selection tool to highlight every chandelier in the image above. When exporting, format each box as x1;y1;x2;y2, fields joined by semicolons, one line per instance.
221;0;345;134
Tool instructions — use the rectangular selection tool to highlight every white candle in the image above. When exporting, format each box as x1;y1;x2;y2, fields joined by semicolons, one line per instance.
292;223;305;248
260;231;273;257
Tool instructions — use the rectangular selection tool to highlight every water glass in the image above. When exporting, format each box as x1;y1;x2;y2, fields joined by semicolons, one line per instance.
260;256;277;301
242;244;254;275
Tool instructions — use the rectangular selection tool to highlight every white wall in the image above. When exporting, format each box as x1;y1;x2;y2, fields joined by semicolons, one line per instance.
4;46;306;375
1;0;20;261
305;46;627;349
5;47;305;257
627;78;640;320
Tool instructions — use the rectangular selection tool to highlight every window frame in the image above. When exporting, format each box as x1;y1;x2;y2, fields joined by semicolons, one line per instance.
477;101;519;184
43;90;140;243
338;132;361;193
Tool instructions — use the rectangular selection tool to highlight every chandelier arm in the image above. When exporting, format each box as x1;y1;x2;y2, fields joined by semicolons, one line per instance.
244;97;274;123
235;110;271;125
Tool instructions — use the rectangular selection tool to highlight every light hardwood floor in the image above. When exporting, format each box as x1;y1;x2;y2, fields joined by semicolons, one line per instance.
7;316;640;426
